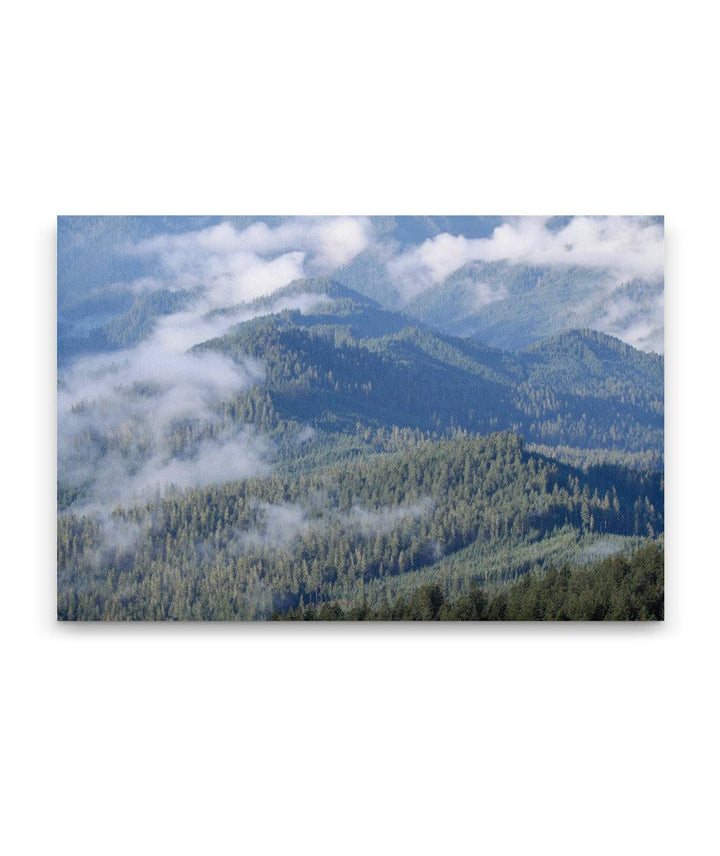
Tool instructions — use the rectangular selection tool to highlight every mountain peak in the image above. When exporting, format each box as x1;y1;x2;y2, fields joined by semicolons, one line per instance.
257;277;380;307
522;328;662;362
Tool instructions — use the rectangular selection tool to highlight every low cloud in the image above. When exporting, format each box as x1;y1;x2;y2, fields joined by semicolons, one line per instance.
223;497;435;556
387;216;664;301
126;216;372;306
592;283;664;352
58;272;331;512
149;291;329;354
58;343;270;510
341;498;435;536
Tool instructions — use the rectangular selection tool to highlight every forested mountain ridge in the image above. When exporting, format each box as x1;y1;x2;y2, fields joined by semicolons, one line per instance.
58;432;663;620
196;279;664;455
402;262;612;347
56;275;664;433
58;285;192;363
340;256;663;353
520;329;663;410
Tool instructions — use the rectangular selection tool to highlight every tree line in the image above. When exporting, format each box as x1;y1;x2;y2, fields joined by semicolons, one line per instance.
272;543;664;621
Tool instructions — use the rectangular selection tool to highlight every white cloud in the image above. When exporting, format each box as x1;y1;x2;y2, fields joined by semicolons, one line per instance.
596;292;665;352
387;216;664;300
116;429;271;503
149;291;328;354
224;497;435;556
341;498;435;536
58;344;269;509
127;216;371;305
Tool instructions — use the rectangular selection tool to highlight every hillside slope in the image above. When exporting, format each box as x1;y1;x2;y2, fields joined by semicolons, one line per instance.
338;257;663;353
198;279;664;454
58;432;663;619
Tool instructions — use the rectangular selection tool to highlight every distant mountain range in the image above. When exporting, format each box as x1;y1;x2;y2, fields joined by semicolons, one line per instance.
196;279;663;456
57;215;664;359
57;274;664;459
337;254;663;353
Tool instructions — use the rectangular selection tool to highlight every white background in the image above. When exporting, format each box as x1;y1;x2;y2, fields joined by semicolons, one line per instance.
2;1;718;854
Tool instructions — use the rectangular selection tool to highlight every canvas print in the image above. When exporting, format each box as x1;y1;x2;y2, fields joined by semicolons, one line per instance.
57;216;664;621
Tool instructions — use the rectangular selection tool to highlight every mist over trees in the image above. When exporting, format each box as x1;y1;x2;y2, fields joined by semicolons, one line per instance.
57;218;664;621
58;432;663;620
